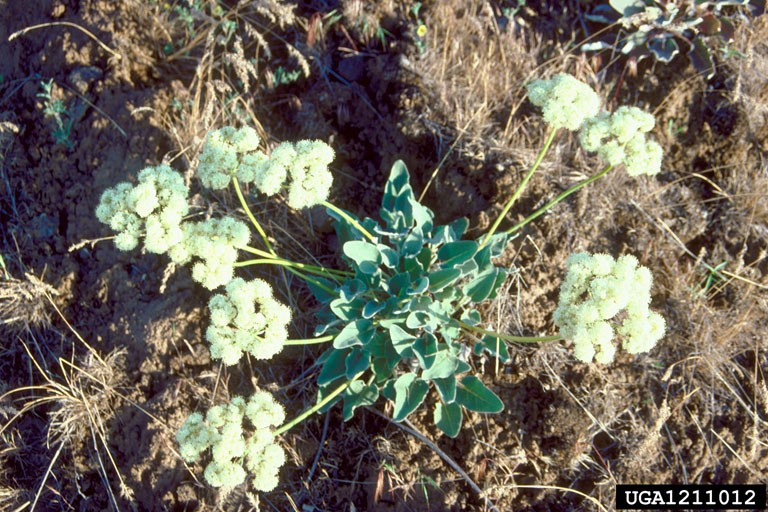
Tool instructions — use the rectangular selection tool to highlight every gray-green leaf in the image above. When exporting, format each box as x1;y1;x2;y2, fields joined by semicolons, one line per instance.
455;375;504;413
434;402;462;438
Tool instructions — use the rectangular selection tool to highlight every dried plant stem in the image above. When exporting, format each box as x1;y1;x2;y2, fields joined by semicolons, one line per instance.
365;407;501;512
9;22;121;60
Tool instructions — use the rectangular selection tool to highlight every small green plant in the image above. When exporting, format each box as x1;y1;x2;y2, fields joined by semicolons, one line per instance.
95;73;668;494
36;79;74;149
582;0;762;78
410;2;428;53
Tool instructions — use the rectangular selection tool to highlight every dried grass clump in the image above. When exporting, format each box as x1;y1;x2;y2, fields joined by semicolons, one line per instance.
0;332;132;508
731;15;768;134
0;272;58;330
417;0;607;164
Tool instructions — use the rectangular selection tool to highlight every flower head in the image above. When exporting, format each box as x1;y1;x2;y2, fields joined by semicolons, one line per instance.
553;253;665;363
198;126;262;190
526;74;601;131
95;165;189;254
176;392;285;491
579;106;662;176
206;277;291;364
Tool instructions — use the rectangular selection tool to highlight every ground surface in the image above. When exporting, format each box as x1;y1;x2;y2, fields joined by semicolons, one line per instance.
1;1;767;511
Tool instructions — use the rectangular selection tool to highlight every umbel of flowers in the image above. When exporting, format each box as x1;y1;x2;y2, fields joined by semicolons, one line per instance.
176;391;286;491
206;277;291;365
553;253;666;364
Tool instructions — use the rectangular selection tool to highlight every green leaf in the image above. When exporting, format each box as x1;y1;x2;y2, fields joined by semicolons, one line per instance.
344;241;382;274
388;272;411;297
378;244;399;268
392;373;429;422
316;377;345;412
330;296;366;321
362;300;386;319
460;309;481;327
343;380;379;421
433;375;456;403
455;375;504;413
402;230;423;257
463;268;502;302
317;349;349;385
428;268;462;293
389;324;416;356
438;240;478;267
448;217;469;240
421;350;459;380
455;359;471;374
473;335;510;363
434;402;462;438
345;348;371;378
412;333;437;370
408;277;429;295
406;311;434;330
334;319;375;349
306;276;337;304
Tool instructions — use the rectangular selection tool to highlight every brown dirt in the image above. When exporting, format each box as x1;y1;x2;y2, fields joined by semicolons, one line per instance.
1;0;767;511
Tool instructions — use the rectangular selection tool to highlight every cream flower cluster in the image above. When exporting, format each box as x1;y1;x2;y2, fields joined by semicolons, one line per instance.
579;106;663;176
166;217;251;290
526;74;602;131
553;253;666;364
197;126;262;190
176;392;286;492
239;139;335;209
206;277;291;364
95;165;189;252
197;125;335;209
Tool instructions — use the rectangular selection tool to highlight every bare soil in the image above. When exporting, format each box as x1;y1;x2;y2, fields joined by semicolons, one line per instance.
1;1;767;511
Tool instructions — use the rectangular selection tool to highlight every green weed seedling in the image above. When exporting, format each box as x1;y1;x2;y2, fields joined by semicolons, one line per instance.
95;73;668;494
36;79;74;149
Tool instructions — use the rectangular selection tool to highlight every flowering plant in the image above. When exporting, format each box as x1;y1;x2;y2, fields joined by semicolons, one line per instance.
94;73;667;494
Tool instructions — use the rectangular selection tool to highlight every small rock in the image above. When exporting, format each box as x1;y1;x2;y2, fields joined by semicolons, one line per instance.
66;66;103;95
50;2;65;18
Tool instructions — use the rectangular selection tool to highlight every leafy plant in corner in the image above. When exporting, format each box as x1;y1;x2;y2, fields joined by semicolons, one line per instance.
582;0;764;78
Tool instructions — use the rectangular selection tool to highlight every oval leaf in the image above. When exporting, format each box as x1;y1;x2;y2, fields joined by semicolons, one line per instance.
345;348;370;379
392;373;429;422
434;402;462;438
428;268;462;293
334;319;375;349
421;351;459;380
438;240;478;267
343;240;382;274
389;324;416;356
455;375;504;413
463;268;500;302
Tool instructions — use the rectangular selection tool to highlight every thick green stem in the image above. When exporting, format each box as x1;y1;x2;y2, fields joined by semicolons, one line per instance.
274;373;362;436
322;200;376;242
506;163;614;234
482;128;558;247
233;177;275;256
458;320;561;343
284;335;334;346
